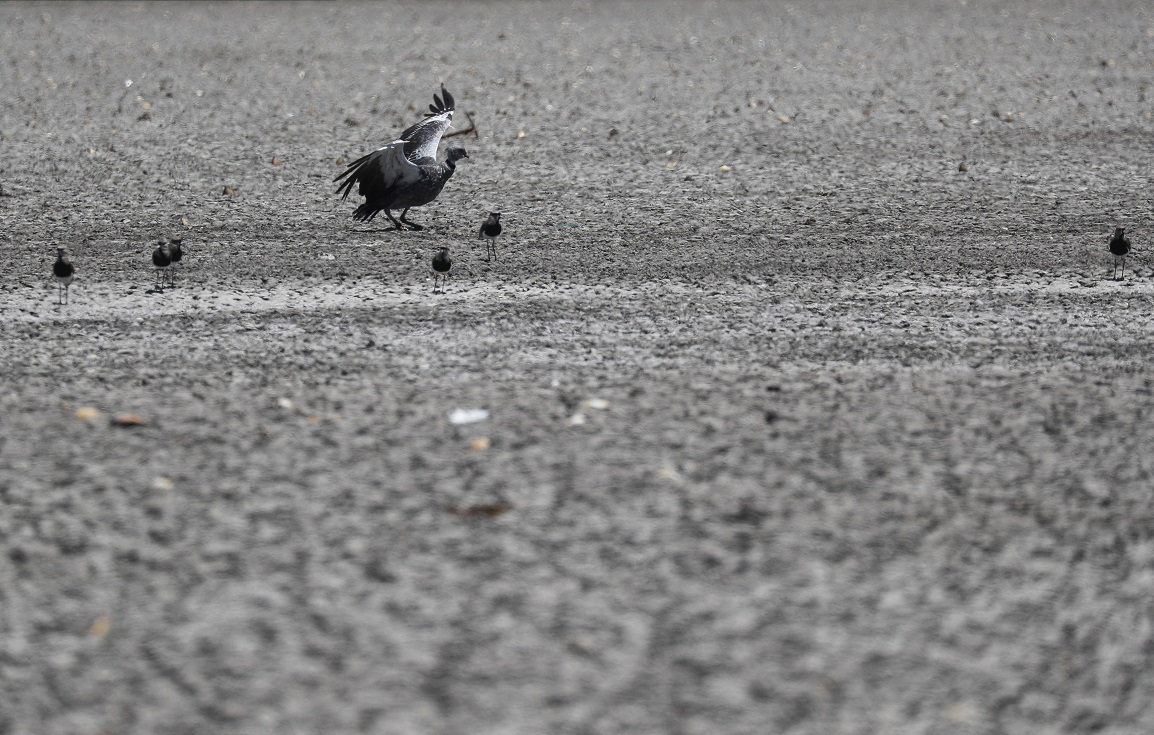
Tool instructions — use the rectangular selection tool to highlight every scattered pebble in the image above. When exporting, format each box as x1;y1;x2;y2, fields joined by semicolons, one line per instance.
88;616;111;639
74;406;103;422
449;408;489;425
111;413;149;427
448;502;510;519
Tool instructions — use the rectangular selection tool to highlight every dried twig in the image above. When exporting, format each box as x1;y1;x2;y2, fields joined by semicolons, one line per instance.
444;109;478;139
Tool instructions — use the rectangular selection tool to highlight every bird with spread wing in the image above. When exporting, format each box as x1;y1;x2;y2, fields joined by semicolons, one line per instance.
335;85;468;231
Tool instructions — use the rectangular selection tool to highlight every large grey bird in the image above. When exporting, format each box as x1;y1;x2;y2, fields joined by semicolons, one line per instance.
53;247;74;305
335;86;468;231
1109;227;1131;281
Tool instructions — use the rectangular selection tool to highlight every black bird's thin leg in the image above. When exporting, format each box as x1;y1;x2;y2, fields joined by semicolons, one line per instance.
1121;257;1126;281
384;210;404;230
399;208;424;231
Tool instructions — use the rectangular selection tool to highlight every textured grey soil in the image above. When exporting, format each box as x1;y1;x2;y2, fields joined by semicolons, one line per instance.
3;1;1154;733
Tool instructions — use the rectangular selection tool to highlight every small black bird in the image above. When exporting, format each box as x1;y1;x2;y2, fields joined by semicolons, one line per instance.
167;238;184;286
152;240;172;289
1109;227;1131;281
335;85;468;231
53;247;74;305
478;212;502;262
432;247;452;293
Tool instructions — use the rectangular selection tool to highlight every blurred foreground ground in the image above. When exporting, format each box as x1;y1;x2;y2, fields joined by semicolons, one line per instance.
2;1;1154;733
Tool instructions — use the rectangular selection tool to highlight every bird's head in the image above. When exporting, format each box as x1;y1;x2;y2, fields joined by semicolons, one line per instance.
488;212;501;222
56;246;67;257
446;148;469;163
436;246;451;257
1114;227;1125;238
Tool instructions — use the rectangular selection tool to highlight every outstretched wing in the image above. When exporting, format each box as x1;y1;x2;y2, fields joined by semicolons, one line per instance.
398;85;455;162
333;140;420;201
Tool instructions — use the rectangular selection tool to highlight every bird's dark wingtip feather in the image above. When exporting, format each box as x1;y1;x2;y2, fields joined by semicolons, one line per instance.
352;204;380;222
333;151;376;198
423;86;455;117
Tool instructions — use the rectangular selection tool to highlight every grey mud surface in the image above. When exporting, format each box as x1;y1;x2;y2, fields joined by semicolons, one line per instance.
3;1;1154;733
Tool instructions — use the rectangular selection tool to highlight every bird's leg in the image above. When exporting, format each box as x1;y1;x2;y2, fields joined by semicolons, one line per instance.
1121;256;1126;281
385;210;404;230
399;208;424;231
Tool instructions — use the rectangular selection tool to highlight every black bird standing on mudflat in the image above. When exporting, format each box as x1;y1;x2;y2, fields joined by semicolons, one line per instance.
432;247;452;293
167;238;184;285
478;212;502;262
53;247;74;305
335;86;468;231
152;240;172;289
1109;227;1131;281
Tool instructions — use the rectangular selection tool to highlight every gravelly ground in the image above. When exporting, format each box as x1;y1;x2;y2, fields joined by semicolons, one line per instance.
3;1;1154;733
